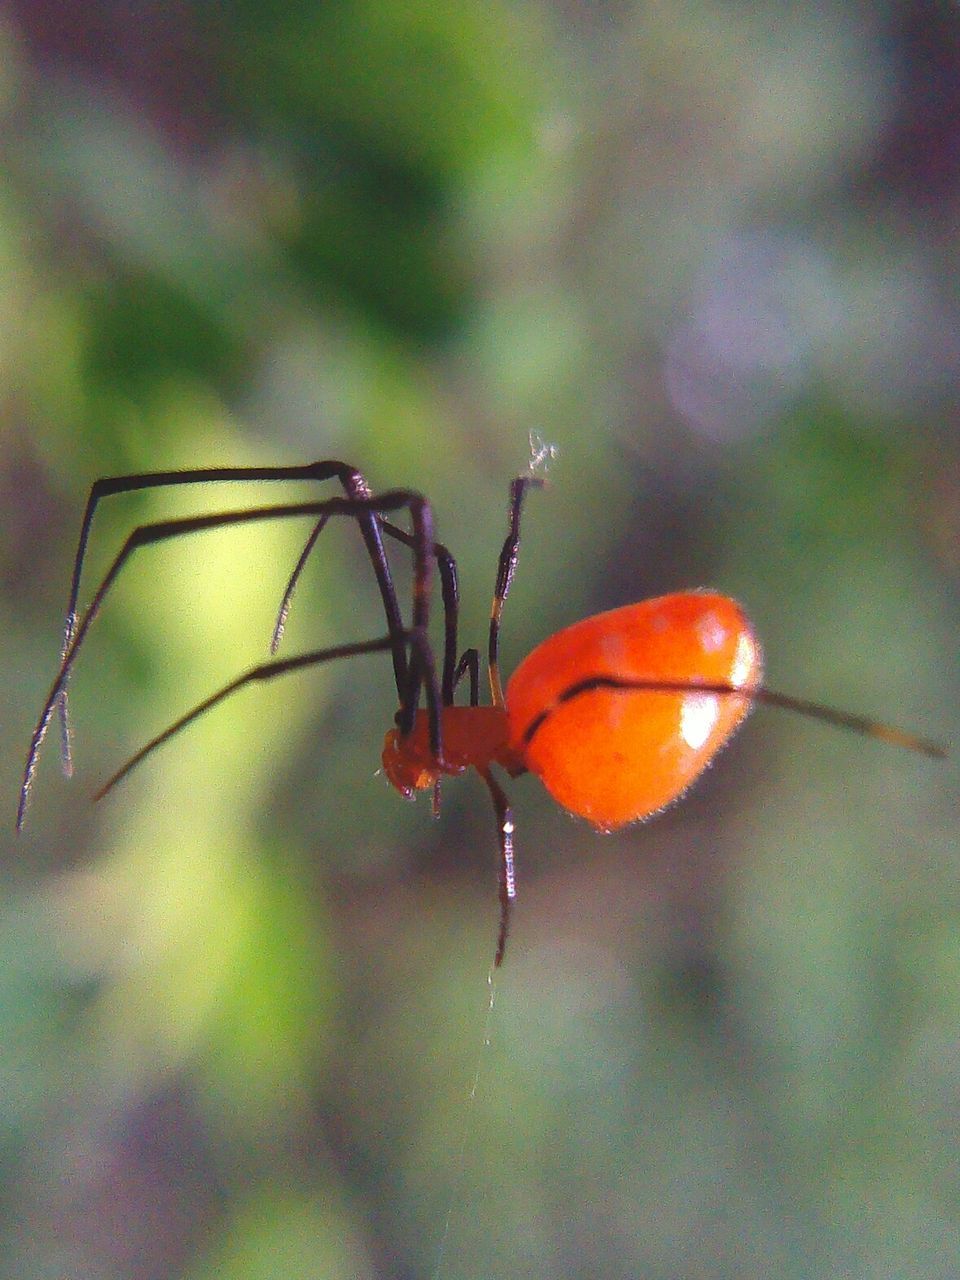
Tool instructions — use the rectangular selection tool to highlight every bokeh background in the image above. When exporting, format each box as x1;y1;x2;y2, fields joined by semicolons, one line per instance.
1;2;958;1277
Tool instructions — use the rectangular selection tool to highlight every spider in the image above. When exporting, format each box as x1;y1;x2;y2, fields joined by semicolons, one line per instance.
17;456;944;966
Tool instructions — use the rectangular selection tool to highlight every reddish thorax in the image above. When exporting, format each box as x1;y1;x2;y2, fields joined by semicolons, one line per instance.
382;705;525;797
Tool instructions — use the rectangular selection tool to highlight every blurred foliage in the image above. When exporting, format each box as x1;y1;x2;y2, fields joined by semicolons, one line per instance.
0;1;958;1278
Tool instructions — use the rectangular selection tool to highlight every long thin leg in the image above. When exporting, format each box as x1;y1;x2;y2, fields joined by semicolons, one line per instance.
92;635;400;801
479;768;516;968
453;649;480;707
515;675;946;759
413;531;460;708
270;515;329;654
275;516;464;706
488;477;544;707
58;461;408;771
18;491;441;831
395;494;439;748
375;521;462;707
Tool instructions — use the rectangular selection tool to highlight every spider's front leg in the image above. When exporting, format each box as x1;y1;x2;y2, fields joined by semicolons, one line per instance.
17;491;440;831
56;460;410;775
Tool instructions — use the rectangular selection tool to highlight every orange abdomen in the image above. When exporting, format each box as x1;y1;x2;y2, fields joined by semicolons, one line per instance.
505;592;762;831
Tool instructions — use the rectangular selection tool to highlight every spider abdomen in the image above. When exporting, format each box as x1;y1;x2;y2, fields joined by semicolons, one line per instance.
505;592;763;832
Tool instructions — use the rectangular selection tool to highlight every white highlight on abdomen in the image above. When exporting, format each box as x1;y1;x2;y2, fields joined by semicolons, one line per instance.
680;693;720;750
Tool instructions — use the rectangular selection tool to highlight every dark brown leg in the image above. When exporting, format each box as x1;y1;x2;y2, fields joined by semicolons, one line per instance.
57;462;410;770
92;636;401;801
517;675;945;760
18;490;443;830
487;477;544;707
479;767;516;968
453;649;480;706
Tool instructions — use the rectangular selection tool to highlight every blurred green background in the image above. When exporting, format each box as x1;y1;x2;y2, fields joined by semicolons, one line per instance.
1;2;958;1277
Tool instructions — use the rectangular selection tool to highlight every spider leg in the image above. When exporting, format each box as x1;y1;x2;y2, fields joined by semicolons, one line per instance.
394;494;440;748
517;676;947;759
92;634;401;801
374;521;462;706
488;476;544;707
388;528;461;708
58;461;408;773
225;487;446;746
478;767;516;968
19;491;442;831
453;649;480;707
276;517;464;709
270;514;329;654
